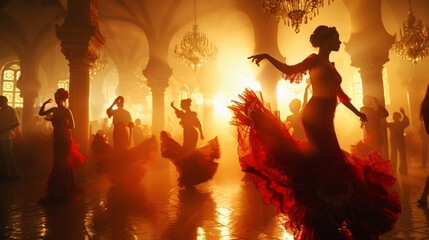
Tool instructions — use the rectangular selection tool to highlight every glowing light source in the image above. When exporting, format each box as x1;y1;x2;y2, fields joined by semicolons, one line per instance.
174;0;217;70
392;0;429;64
259;0;333;33
91;49;108;75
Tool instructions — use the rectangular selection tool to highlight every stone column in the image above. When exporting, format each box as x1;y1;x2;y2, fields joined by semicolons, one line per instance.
343;0;394;158
56;0;105;174
144;56;171;169
16;57;39;135
144;57;172;137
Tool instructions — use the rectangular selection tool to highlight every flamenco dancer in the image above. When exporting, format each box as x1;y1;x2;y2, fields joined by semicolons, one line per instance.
38;88;85;204
161;98;220;189
230;26;400;239
91;96;157;186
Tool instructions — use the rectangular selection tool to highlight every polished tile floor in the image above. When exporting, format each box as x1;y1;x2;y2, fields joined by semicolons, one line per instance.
1;155;429;240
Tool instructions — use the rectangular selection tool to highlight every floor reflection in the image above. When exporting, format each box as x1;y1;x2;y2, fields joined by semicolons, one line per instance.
0;163;428;239
87;184;158;239
41;201;87;240
162;188;216;240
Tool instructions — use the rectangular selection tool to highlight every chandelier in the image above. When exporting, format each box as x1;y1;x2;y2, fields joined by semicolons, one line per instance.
91;49;108;75
174;0;217;71
260;0;332;33
392;0;429;65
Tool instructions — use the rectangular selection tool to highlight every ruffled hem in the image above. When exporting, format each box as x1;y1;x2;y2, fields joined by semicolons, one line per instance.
160;131;220;188
91;134;158;186
229;89;400;239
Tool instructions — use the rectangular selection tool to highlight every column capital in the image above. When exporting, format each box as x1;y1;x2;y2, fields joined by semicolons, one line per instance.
55;0;105;67
144;58;172;91
345;31;394;69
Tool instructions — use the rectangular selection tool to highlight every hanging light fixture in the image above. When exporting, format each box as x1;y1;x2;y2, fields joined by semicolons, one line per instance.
91;49;108;75
392;0;429;65
259;0;332;33
174;0;217;71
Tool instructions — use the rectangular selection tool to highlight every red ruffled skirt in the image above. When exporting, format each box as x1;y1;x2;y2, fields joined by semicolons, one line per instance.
160;131;220;188
91;133;158;186
229;89;400;240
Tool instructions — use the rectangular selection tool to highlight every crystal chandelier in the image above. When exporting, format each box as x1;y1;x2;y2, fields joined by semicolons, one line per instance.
91;49;108;75
392;0;429;65
174;0;217;71
260;0;332;33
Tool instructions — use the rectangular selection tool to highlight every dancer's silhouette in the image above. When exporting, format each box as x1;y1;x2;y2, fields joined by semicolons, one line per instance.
230;25;400;239
418;84;429;206
106;96;133;150
170;99;204;153
161;99;220;188
38;88;85;204
92;96;157;186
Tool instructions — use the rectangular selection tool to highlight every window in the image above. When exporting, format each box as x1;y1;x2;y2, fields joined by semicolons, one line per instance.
58;79;69;90
1;61;23;108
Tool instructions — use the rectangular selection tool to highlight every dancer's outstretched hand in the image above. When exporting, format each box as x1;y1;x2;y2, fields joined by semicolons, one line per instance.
248;54;268;67
43;99;52;105
358;112;367;122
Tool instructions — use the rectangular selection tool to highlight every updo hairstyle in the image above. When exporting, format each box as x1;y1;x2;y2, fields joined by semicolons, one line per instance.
55;88;69;101
309;26;338;48
181;98;192;107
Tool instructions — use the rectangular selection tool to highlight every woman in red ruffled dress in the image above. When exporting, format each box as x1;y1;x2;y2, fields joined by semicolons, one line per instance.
38;88;85;204
230;26;400;239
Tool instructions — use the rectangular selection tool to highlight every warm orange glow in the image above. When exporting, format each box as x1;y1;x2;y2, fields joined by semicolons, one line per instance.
276;78;311;120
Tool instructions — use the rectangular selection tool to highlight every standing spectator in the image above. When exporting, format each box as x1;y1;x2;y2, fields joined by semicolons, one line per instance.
0;95;20;181
360;95;389;152
100;117;110;141
285;98;306;141
133;118;144;145
285;81;311;142
387;107;410;175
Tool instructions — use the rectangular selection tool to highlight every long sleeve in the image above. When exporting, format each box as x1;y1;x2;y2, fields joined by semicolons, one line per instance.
281;54;317;83
337;86;351;103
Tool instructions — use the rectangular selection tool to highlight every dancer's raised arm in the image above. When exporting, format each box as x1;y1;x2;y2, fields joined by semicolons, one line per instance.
248;53;314;76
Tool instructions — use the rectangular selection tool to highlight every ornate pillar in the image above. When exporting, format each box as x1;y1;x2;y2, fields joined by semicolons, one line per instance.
343;0;394;158
144;57;172;137
56;0;105;168
238;0;282;109
16;56;39;135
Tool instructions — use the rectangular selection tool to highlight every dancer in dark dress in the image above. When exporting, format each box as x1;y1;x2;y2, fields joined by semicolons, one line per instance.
418;84;429;206
230;26;400;239
38;88;85;204
92;96;157;186
161;98;220;188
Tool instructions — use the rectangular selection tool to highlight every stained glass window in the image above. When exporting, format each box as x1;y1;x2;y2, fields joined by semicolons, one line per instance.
58;79;69;90
1;61;23;108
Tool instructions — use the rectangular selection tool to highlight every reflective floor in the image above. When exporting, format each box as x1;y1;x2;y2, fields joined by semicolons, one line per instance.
1;156;429;240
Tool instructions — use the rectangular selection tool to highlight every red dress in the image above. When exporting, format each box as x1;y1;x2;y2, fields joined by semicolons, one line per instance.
44;107;85;202
160;131;220;188
229;54;400;239
91;133;158;186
